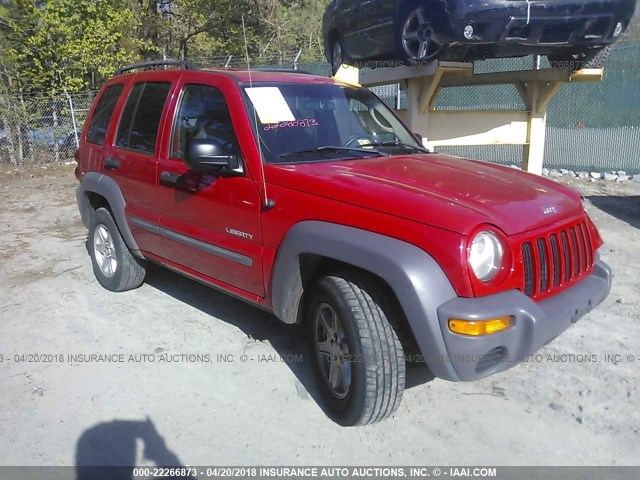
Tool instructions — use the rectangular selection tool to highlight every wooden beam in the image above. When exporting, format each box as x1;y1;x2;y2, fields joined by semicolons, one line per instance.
358;61;472;87
439;67;603;88
333;64;361;86
514;81;530;109
429;86;442;111
421;110;530;147
537;81;563;112
418;69;444;113
522;83;547;175
569;68;605;82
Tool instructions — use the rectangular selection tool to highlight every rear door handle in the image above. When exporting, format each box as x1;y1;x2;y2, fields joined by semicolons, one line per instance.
159;171;184;188
104;157;120;170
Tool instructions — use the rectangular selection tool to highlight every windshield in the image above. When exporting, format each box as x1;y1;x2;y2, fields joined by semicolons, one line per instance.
242;83;427;163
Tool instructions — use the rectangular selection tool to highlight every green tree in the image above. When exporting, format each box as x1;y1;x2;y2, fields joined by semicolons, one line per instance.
252;0;325;62
158;0;260;60
1;0;135;93
0;0;136;164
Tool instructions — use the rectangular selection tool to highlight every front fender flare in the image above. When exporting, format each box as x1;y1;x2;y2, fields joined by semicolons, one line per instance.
270;221;460;381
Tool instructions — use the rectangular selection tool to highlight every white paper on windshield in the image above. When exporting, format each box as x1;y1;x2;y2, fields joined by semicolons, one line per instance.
245;87;295;124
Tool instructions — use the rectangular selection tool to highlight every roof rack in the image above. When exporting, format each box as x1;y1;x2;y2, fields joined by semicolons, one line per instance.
115;59;199;76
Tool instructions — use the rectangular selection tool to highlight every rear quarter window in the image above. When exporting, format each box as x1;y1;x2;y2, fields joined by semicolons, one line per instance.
115;82;171;154
86;84;124;145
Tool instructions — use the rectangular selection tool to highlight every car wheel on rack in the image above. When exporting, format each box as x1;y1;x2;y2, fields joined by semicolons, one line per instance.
330;36;346;76
399;7;447;64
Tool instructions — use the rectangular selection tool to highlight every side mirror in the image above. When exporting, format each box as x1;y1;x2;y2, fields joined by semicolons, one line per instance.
185;138;240;172
413;132;424;145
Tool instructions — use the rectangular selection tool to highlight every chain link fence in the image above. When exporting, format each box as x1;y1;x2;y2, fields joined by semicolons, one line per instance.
0;92;95;166
2;43;639;172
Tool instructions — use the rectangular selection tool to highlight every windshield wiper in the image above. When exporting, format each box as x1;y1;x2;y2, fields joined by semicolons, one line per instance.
279;146;389;159
367;141;431;153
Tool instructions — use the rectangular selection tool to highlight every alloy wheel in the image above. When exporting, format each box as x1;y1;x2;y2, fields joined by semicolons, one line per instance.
332;40;344;75
401;8;439;61
314;302;352;399
93;224;118;278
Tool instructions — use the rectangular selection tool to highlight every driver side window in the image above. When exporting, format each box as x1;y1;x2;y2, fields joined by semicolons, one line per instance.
171;84;240;161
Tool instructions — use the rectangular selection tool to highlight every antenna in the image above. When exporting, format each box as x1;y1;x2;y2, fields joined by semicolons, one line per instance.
242;15;275;211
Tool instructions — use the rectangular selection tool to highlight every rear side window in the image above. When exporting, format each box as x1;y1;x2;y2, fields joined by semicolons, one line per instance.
86;84;124;145
116;82;171;154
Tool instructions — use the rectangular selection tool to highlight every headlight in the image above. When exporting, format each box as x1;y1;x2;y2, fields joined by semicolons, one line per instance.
469;231;504;282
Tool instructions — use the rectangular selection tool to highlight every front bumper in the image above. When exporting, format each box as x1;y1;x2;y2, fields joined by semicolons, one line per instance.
435;254;611;381
444;0;635;49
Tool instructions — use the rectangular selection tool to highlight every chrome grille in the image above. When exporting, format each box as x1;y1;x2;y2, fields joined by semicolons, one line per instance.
521;221;594;298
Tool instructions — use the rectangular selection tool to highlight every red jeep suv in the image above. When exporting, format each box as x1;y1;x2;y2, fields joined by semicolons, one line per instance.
75;60;611;426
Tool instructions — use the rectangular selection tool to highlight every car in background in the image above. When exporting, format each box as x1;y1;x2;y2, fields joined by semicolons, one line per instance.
323;0;637;74
0;117;77;161
29;117;77;156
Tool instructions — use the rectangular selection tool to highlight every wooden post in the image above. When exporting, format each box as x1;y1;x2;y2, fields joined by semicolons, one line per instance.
522;81;562;175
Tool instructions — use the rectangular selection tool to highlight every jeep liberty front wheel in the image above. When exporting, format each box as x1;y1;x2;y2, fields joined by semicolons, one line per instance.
306;273;406;425
88;207;146;292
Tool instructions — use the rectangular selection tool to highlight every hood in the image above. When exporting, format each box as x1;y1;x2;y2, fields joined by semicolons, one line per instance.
266;153;583;236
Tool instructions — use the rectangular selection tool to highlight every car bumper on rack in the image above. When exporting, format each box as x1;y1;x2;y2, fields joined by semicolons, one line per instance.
434;253;611;381
445;0;635;49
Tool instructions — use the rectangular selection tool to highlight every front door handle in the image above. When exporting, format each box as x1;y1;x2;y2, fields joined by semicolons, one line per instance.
104;157;120;170
159;171;184;188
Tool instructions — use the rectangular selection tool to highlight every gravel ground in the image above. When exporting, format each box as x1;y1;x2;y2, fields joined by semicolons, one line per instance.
0;163;639;468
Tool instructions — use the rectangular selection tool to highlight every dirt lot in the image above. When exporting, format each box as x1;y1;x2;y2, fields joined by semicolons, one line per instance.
0;163;639;467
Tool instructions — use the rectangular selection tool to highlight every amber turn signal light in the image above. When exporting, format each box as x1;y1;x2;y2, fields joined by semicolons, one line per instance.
448;316;512;336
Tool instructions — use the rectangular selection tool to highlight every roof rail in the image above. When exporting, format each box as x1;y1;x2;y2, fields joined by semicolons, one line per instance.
115;59;199;76
253;68;314;75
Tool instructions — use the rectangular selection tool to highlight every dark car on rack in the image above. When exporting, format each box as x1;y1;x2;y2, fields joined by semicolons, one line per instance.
323;0;637;74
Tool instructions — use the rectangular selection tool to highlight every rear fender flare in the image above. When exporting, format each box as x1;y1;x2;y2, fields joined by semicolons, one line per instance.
76;172;141;257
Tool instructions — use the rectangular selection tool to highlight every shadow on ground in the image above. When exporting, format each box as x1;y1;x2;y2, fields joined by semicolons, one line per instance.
587;195;640;229
75;417;187;480
143;264;433;416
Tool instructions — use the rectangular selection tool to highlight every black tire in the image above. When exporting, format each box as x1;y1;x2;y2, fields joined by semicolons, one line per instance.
548;46;612;71
306;272;405;426
398;6;447;64
330;35;345;76
88;207;146;292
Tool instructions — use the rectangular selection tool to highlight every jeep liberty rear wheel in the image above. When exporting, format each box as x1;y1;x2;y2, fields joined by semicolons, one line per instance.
306;272;405;425
88;208;146;292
